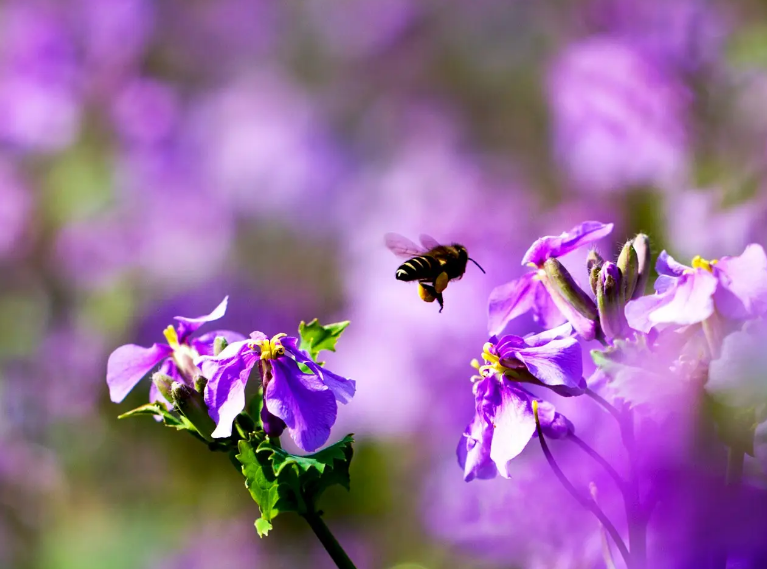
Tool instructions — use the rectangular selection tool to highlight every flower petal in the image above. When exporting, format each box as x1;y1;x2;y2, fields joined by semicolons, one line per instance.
513;337;583;389
487;273;537;336
199;340;257;438
521;221;613;267
523;323;575;347
714;244;767;320
648;270;717;327
106;343;173;403
489;381;536;478
532;278;567;329
265;358;337;452
533;399;573;439
707;322;767;407
174;296;229;342
656;250;689;277
457;412;496;482
281;337;356;404
625;293;671;333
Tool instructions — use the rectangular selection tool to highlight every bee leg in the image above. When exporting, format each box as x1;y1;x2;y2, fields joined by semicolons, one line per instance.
436;292;444;313
434;271;449;294
418;282;437;303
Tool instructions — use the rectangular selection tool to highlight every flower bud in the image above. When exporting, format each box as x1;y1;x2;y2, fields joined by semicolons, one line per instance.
213;336;229;356
260;404;286;438
542;258;598;340
616;240;639;302
631;234;651;300
587;250;604;295
152;372;174;403
596;262;627;339
194;375;208;394
171;381;216;441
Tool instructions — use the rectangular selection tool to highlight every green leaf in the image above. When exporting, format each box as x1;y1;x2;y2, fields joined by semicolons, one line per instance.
254;518;273;537
235;435;355;536
298;319;350;362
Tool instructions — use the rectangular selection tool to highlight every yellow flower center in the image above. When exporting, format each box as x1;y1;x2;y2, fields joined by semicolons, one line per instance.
255;333;287;361
690;255;718;273
163;325;180;349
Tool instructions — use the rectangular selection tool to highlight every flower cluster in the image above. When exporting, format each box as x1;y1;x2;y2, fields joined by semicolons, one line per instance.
461;219;767;567
107;299;355;452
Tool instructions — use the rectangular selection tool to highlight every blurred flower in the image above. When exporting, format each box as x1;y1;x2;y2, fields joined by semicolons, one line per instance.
305;0;419;59
199;333;355;449
107;297;240;403
488;220;613;337
111;79;179;145
547;37;689;193
190;73;347;225
591;0;727;73
0;2;81;152
625;245;767;333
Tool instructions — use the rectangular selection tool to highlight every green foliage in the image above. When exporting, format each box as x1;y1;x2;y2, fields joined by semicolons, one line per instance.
235;433;354;537
117;402;203;438
298;319;350;362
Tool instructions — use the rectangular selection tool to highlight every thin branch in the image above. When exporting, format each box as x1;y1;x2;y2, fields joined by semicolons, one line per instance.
569;434;628;495
585;387;624;424
532;401;632;568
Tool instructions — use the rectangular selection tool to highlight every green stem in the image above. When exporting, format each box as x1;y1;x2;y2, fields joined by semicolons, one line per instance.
302;511;358;569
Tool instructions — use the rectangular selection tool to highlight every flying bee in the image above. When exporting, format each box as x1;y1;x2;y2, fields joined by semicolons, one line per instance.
385;233;486;312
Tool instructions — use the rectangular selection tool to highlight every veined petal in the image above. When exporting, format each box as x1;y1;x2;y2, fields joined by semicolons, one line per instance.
265;358;337;452
625;293;671;333
199;340;257;438
174;296;229;342
489;381;536;478
107;343;173;403
281;337;356;404
513;337;583;389
487;273;537;336
524;323;575;347
656;250;689;277
532;278;567;329
714;244;767;320
191;330;247;357
457;412;496;482
533;398;573;439
521;221;613;267
648;270;717;326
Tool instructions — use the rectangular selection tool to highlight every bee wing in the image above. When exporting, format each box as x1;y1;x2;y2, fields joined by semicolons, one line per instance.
419;234;441;250
384;233;426;258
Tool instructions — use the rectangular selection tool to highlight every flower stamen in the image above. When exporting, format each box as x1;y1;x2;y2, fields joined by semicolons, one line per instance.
255;333;288;361
163;325;180;349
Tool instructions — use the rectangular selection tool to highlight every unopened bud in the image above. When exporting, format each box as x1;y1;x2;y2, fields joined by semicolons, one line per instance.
587;250;604;295
596;262;627;339
171;382;216;441
631;234;651;300
616;241;639;302
194;375;208;394
542;258;598;340
213;336;229;356
260;404;286;438
152;372;174;403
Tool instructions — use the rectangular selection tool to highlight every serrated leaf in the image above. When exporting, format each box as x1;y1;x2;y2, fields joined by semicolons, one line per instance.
236;438;303;534
298;319;350;362
236;435;355;536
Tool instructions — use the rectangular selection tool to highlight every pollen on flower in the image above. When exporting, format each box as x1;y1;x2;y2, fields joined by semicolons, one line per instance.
163;325;180;348
256;333;288;361
691;255;718;272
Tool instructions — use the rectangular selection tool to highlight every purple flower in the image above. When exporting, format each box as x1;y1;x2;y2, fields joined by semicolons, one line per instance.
625;244;767;333
488;221;613;336
199;333;355;451
458;324;580;481
106;297;240;403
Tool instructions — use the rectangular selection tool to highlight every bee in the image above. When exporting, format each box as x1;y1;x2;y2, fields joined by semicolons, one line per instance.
385;233;485;312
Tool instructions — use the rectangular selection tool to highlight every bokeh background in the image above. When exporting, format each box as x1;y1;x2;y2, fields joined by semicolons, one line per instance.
2;0;767;567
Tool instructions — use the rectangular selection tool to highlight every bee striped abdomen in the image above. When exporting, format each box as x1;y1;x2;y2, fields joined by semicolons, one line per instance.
395;255;442;281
